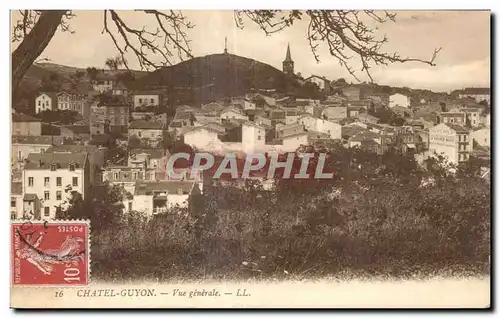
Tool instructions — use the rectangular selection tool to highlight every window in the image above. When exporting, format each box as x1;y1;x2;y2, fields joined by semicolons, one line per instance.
56;177;62;187
56;191;62;201
11;212;16;220
139;98;143;103
56;207;61;215
113;172;119;180
72;177;78;186
38;100;41;106
69;163;75;171
44;191;50;200
150;98;154;104
257;136;262;140
44;177;50;187
44;207;50;217
28;177;34;187
50;163;56;171
138;132;142;138
11;199;16;207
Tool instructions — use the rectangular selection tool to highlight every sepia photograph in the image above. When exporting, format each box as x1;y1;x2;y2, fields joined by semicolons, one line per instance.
9;8;491;309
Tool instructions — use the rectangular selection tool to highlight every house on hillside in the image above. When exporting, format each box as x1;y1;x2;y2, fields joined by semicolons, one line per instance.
439;111;466;127
305;75;331;93
35;92;58;114
322;106;347;121
91;74;114;93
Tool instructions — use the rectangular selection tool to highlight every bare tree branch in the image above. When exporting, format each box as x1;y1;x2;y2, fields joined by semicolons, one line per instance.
238;10;442;82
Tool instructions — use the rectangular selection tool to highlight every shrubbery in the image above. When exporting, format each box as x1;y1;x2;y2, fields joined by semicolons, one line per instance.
78;147;490;282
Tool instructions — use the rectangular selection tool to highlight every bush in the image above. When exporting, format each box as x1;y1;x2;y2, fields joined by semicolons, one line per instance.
87;147;490;282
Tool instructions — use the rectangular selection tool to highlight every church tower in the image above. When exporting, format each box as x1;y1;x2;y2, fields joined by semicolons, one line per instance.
282;43;294;75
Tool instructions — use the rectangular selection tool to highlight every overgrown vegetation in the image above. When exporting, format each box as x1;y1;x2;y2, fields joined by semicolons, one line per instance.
58;145;491;282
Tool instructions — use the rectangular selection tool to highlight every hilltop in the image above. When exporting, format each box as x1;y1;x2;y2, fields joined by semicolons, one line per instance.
132;53;302;104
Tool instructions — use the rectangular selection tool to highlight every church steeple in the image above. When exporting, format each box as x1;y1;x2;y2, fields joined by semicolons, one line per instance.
282;43;294;75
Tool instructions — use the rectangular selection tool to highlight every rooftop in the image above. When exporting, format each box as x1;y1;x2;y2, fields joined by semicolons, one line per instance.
24;152;87;170
11;182;22;195
129;148;168;159
444;123;470;134
134;181;194;196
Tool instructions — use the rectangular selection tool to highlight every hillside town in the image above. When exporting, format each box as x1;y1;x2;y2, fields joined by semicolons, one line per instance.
11;44;491;220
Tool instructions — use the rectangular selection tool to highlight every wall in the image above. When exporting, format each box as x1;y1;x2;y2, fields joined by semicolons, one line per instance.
11;144;52;170
23;166;88;219
429;125;458;164
472;129;490;148
35;94;53;114
12;122;42;136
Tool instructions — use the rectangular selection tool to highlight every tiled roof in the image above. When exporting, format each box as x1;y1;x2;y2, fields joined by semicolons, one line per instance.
24;152;87;170
281;131;308;139
134;181;194;195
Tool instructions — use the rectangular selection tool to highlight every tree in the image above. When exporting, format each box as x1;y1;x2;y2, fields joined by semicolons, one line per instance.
12;10;441;96
105;55;124;71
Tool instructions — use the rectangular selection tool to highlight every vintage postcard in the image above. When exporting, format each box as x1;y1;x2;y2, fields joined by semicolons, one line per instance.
10;9;490;308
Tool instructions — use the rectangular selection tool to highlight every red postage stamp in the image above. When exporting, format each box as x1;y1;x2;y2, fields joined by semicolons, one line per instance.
11;220;90;286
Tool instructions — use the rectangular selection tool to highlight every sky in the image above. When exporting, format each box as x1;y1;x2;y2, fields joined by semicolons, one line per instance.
11;10;491;92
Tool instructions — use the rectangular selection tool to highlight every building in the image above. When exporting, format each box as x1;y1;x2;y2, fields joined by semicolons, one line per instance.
389;93;411;108
128;120;165;148
439;111;466;126
220;107;248;121
183;126;221;150
22;152;90;219
103;165;148;194
357;113;379;124
45;144;106;186
242;121;266;152
90;103;129;135
133;92;161;109
281;132;308;152
112;82;128;96
12;113;42;136
471;128;490;148
305;75;330;92
131;181;198;215
56;90;86;113
285;109;300;125
35;92;57;114
458;87;490;104
91;75;114;93
322;106;347;121
60;125;91;141
429;123;472;164
282;43;294;75
463;108;482;127
276;123;305;138
11;181;42;220
298;114;341;140
11;135;69;171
